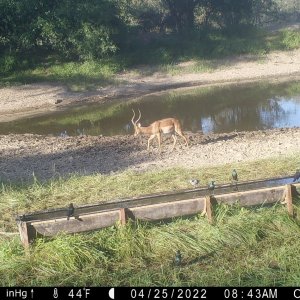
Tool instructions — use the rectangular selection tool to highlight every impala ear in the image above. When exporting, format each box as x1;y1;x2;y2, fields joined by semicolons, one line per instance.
137;122;141;127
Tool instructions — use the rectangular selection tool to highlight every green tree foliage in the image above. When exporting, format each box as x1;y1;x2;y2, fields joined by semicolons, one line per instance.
0;0;121;59
0;0;280;66
163;0;201;32
117;0;168;32
118;0;278;34
206;0;278;28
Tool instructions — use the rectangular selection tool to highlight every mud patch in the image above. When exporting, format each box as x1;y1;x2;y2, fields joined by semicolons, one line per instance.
1;128;299;183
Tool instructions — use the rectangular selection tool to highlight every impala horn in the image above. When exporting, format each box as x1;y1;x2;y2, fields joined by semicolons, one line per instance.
131;109;136;125
131;109;142;125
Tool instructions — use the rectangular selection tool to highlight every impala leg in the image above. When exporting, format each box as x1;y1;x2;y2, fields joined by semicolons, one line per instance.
147;134;156;151
178;132;189;147
157;133;162;152
184;135;189;147
171;134;177;151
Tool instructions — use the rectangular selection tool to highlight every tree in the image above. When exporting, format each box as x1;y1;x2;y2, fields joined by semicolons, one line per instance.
0;0;122;60
117;0;167;33
197;0;277;28
163;0;201;32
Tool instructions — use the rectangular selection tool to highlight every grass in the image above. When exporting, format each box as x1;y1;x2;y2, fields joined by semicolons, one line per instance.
0;58;123;92
1;27;300;91
1;153;300;285
281;29;300;50
1;153;300;233
1;200;300;286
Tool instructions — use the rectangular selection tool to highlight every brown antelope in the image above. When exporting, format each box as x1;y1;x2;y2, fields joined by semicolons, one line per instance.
131;109;189;151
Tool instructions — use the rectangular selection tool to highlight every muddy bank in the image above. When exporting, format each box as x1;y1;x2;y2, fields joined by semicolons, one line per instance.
1;128;299;183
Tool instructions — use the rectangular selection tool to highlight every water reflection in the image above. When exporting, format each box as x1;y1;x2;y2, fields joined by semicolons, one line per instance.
199;97;286;133
1;80;300;136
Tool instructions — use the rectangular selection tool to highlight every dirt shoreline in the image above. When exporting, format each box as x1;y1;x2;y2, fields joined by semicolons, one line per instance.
1;128;300;183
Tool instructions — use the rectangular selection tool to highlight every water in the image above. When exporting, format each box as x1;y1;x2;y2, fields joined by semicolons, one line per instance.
1;80;300;136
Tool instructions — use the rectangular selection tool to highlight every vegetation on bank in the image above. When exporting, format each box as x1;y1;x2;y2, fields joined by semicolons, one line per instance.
1;154;300;285
1;0;300;90
1;27;300;91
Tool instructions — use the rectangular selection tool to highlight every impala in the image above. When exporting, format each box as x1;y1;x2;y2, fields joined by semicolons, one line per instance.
131;109;189;151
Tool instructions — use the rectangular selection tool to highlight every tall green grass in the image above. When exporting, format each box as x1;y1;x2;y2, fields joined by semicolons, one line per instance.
281;29;300;50
1;202;300;286
1;153;300;286
1;153;300;232
0;58;123;91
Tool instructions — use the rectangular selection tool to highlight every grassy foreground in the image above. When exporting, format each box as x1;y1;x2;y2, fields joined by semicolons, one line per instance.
1;204;300;286
1;154;300;286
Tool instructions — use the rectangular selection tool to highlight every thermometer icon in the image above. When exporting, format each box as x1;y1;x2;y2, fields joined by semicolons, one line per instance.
53;288;58;299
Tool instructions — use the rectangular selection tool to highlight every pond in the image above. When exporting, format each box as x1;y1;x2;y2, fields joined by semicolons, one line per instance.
1;80;300;136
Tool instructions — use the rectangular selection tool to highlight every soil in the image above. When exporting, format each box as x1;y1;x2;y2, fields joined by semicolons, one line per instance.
0;128;299;182
1;46;300;182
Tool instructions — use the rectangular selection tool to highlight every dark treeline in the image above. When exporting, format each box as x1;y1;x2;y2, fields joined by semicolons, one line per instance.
0;0;279;64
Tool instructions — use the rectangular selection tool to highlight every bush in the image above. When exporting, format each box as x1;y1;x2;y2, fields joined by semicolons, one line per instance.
281;30;300;50
0;55;16;73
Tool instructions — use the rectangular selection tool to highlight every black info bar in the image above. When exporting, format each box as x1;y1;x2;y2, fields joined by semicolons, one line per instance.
1;287;299;300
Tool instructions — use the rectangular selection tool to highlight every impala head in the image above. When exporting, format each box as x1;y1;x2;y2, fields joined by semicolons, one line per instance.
131;109;142;136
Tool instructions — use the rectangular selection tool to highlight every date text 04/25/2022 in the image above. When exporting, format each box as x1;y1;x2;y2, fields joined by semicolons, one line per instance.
128;287;300;299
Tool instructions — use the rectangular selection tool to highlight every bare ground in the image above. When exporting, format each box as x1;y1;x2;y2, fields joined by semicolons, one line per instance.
1;48;300;182
0;128;299;182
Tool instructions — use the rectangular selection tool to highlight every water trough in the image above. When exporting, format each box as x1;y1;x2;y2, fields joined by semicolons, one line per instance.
16;175;300;248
